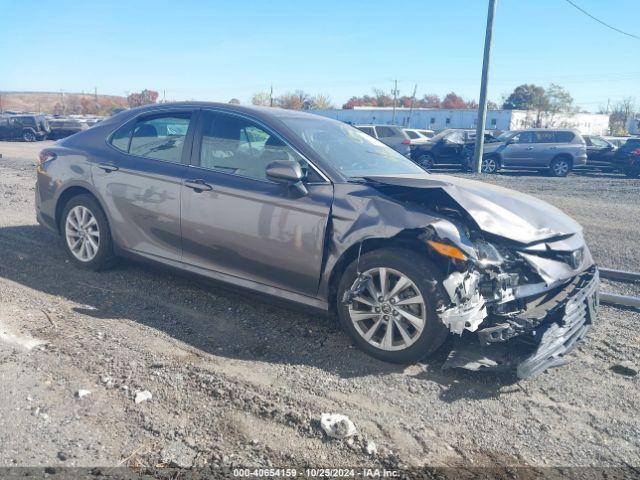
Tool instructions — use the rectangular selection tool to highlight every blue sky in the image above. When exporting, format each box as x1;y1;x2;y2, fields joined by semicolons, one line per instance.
1;0;638;111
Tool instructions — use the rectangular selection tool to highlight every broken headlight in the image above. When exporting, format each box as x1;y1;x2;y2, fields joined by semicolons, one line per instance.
474;240;504;266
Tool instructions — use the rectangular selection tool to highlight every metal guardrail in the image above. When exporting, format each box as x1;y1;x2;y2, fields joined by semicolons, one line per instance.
599;267;640;310
600;293;640;309
600;268;640;283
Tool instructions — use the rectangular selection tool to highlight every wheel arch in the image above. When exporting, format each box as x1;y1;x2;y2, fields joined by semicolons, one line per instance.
551;153;573;167
55;185;106;234
326;231;445;316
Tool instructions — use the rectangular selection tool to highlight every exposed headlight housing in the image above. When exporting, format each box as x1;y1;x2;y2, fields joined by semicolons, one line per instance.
474;240;504;266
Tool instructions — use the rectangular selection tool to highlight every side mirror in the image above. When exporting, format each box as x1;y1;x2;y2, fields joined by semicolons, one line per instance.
265;160;307;196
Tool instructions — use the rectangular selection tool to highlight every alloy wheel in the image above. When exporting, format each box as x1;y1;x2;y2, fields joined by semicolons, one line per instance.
482;157;497;173
553;160;570;176
65;206;100;262
23;131;36;142
347;267;426;351
419;155;434;170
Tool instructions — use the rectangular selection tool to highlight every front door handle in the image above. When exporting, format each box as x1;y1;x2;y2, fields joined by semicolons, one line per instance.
98;162;119;172
183;179;213;192
526;147;534;150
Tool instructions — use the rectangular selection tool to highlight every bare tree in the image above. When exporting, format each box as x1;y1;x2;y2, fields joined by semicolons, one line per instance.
310;94;333;109
251;92;271;106
609;97;636;135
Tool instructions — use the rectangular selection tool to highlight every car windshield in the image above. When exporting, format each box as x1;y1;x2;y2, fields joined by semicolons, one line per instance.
280;116;425;177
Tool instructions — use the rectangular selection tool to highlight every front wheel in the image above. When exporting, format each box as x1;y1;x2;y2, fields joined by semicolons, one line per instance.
481;156;499;174
417;153;434;170
549;157;571;177
61;194;116;270
337;248;448;363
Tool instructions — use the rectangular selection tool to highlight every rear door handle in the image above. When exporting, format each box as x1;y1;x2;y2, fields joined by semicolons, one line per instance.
183;179;213;192
98;162;119;172
526;147;534;150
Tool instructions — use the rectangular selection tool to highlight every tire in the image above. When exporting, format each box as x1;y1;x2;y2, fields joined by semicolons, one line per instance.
549;156;571;177
60;194;116;271
481;155;499;174
336;248;449;363
417;153;435;170
22;130;36;142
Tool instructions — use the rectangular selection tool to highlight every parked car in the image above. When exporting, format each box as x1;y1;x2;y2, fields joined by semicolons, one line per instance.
480;129;587;177
47;118;88;140
580;135;617;171
0;114;50;141
410;129;498;170
36;102;599;378
612;137;640;177
355;124;411;156
403;128;434;144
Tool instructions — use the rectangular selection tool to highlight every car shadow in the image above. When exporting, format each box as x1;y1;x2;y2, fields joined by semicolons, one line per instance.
0;224;520;399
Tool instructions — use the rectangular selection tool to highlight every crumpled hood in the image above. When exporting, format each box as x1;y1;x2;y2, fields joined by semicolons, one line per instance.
363;173;581;244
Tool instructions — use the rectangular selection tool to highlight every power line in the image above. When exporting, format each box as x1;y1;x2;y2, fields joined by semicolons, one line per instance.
562;0;640;40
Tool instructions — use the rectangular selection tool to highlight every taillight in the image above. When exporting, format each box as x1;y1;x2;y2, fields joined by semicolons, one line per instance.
632;148;640;156
402;139;411;145
38;151;57;165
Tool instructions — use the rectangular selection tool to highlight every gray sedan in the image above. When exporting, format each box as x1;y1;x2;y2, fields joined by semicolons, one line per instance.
36;103;598;378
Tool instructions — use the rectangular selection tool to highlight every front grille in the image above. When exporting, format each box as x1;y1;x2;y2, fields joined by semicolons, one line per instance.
516;269;599;379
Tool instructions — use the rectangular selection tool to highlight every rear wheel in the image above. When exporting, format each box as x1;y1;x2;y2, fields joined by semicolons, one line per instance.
60;194;116;270
549;156;571;177
417;153;434;170
337;248;448;363
624;167;640;178
22;130;36;142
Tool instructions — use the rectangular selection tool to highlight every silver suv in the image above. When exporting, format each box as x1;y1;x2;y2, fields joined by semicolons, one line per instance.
355;124;411;156
481;128;587;177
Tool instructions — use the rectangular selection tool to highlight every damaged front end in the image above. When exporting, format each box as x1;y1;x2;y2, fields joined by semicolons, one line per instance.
428;231;599;379
354;174;600;379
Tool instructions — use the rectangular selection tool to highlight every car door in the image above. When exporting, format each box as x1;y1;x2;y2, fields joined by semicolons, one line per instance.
92;109;195;262
586;135;614;167
180;109;333;297
501;131;535;167
433;131;464;164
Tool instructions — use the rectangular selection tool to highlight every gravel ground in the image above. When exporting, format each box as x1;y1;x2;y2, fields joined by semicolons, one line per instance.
0;141;639;472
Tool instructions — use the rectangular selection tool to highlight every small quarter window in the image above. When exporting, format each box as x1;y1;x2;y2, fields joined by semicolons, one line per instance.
110;123;133;152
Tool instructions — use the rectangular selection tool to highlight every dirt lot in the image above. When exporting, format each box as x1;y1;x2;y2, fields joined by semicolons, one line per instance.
1;141;639;472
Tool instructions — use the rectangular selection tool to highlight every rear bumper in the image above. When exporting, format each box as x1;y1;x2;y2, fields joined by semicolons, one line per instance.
574;154;588;166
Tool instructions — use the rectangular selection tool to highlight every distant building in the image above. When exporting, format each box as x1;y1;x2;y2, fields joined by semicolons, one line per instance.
310;107;610;135
627;115;640;135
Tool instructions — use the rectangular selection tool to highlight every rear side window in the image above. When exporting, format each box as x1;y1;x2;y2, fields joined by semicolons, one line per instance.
405;130;419;139
535;131;556;143
357;126;375;137
375;126;397;138
109;113;192;163
554;131;575;143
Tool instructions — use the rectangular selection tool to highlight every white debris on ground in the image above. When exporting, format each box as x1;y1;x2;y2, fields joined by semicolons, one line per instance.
134;390;152;404
75;389;91;399
320;413;357;439
365;440;377;456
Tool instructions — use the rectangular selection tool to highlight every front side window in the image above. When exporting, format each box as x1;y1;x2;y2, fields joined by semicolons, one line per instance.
513;131;535;143
110;112;192;163
198;111;320;182
589;136;609;148
375;126;397;138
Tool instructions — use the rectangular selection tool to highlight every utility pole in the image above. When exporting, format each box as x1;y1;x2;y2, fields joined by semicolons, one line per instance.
406;84;418;127
391;79;399;125
94;86;98;102
269;85;274;107
472;0;498;173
